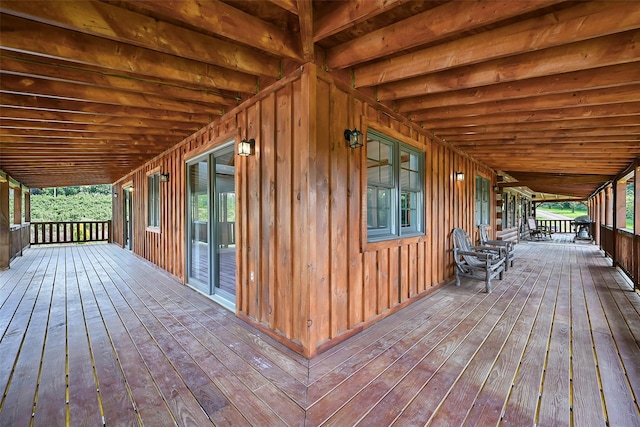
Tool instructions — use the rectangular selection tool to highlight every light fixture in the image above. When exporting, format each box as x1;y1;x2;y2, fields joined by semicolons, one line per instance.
493;185;500;192
238;138;255;156
455;172;465;182
344;128;363;148
159;173;170;182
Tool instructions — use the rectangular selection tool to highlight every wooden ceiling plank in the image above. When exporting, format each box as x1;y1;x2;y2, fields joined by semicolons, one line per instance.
428;103;640;129
267;0;298;15
314;0;407;42
326;0;563;69
377;30;640;101
0;92;212;123
355;1;640;86
0;128;183;141
431;108;640;135
128;0;301;60
456;143;640;152
0;106;200;130
452;136;640;146
0;53;239;106
412;84;640;121
0;0;281;77
0;14;258;94
444;127;640;142
397;62;640;112
0;73;223;116
0;119;192;136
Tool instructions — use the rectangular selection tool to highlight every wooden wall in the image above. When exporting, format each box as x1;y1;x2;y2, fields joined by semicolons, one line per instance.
112;64;497;357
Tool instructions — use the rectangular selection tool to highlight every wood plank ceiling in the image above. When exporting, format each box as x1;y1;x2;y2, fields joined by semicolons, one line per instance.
1;0;639;197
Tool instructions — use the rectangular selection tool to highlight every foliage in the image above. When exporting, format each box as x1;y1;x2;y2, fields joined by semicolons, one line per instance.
30;185;113;222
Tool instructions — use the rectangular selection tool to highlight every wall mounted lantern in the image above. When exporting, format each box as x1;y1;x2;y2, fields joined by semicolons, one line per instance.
238;138;255;156
159;173;170;182
344;128;363;148
455;172;465;182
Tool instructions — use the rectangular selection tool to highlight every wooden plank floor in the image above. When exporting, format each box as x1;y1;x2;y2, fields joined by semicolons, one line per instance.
1;240;639;426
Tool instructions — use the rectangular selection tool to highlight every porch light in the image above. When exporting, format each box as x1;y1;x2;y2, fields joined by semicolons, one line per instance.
238;138;255;156
456;172;465;182
344;128;363;148
159;173;170;182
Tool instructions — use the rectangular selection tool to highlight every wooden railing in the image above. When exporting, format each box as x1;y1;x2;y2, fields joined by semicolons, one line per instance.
616;229;639;289
600;224;639;290
600;225;615;258
31;221;111;245
9;223;30;260
536;219;575;233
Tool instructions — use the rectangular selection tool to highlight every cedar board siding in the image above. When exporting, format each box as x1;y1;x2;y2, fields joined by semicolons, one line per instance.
112;64;498;358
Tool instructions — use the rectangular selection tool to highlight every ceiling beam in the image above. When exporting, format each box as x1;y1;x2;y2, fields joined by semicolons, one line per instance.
0;0;282;77
0;73;223;115
129;0;301;61
355;1;640;86
412;84;640;121
0;14;259;93
326;0;562;69
0;93;212;124
0;107;200;131
296;0;314;62
314;0;406;41
396;62;640;112
428;104;640;129
0;53;239;106
377;30;640;100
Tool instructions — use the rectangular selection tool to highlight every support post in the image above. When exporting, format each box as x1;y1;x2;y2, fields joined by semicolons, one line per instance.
0;179;9;270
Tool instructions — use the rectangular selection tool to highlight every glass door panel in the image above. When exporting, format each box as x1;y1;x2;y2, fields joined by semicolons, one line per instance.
214;150;236;299
186;144;236;308
188;160;210;293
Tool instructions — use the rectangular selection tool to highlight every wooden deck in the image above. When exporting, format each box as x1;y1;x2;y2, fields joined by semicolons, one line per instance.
1;241;639;426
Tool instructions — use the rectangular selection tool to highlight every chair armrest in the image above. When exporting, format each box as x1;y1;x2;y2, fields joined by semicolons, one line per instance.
484;239;512;249
470;245;503;254
457;250;499;260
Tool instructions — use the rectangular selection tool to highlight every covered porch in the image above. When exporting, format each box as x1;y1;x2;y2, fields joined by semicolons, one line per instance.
1;240;638;426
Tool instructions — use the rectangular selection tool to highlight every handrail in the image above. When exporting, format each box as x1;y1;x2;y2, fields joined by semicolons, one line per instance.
31;221;111;245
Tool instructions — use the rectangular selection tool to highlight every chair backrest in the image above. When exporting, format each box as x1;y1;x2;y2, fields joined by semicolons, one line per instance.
452;228;483;267
527;217;538;230
478;224;490;245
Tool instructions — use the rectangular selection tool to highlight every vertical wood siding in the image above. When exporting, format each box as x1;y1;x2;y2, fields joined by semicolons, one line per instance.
112;64;496;358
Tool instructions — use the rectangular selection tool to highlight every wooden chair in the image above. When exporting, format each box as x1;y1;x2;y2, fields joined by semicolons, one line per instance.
452;228;506;293
478;224;515;271
527;217;552;240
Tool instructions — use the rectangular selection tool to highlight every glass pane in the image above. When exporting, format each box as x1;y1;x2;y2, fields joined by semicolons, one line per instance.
215;150;236;297
189;161;209;287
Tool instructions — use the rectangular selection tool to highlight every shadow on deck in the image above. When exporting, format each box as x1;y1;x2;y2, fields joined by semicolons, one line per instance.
1;242;639;426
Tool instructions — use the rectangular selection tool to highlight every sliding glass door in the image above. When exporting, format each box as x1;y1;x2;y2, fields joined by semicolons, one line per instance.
186;144;236;308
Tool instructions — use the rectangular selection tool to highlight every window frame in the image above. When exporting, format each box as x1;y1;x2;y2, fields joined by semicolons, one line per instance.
475;175;491;226
147;172;160;229
366;129;425;242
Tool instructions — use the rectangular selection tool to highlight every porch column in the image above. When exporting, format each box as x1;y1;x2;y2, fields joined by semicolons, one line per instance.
616;180;627;229
605;185;613;227
14;188;22;226
25;191;30;223
0;177;9;270
635;162;640;236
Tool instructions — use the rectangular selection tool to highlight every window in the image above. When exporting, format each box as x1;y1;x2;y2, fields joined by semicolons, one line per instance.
476;175;490;225
148;173;160;228
367;130;424;241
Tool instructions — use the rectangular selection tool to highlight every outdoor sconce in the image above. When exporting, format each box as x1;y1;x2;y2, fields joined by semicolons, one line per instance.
159;173;170;182
344;128;363;148
494;185;500;192
455;172;465;182
238;138;255;156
